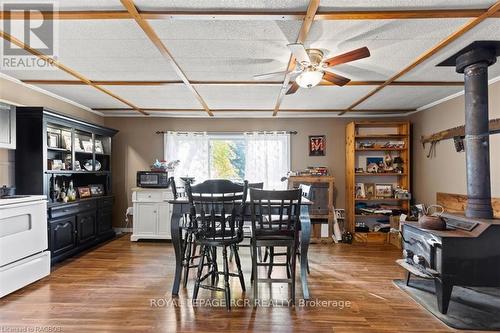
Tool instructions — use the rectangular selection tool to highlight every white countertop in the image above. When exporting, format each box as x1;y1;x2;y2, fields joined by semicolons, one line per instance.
0;195;47;207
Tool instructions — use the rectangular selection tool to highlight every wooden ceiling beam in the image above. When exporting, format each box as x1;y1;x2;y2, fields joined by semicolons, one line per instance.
94;108;414;113
21;79;464;87
0;30;147;115
273;0;320;117
2;9;500;21
340;0;500;115
120;0;213;116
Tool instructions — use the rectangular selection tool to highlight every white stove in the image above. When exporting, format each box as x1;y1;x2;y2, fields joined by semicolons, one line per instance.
0;195;50;298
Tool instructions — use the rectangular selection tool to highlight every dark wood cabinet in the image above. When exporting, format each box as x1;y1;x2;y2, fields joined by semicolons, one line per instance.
98;207;113;235
15;107;118;264
49;216;77;258
77;211;97;245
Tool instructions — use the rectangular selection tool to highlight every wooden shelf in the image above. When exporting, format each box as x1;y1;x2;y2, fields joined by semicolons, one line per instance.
355;173;407;176
355;214;391;218
46;170;110;174
355;198;409;202
47;147;71;152
355;147;406;151
355;134;407;139
346;121;411;245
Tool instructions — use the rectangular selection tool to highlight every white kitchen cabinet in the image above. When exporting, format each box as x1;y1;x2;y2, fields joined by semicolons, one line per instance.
131;188;173;241
0;104;16;149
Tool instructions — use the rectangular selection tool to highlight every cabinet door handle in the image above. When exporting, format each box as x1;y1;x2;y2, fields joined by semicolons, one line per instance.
153;210;157;214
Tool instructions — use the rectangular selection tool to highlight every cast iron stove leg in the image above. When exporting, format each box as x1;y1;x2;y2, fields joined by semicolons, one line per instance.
435;278;453;314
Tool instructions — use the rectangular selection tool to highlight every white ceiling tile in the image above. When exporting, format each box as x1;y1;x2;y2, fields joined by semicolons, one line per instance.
280;86;374;109
356;86;463;110
402;19;500;82
104;85;202;109
58;20;147;40
150;20;301;42
195;85;281;109
318;0;495;10
212;111;274;117
53;0;123;10
135;0;495;11
146;111;207;117
0;69;76;81
34;84;129;108
307;19;468;42
135;0;310;11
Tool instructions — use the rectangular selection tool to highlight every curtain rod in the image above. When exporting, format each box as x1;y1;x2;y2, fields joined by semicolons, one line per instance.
155;130;298;135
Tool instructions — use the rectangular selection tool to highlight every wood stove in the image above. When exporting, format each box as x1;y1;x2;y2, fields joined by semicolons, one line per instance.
399;41;500;314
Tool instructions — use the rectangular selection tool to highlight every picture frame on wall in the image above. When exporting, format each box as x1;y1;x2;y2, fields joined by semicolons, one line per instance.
309;135;326;156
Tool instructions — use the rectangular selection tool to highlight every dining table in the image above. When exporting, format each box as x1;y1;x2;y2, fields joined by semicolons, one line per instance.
168;196;313;299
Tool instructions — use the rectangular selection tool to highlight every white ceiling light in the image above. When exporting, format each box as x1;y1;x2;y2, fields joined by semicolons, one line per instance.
295;68;323;88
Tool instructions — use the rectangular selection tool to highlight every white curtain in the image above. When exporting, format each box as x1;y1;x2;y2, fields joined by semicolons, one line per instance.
164;131;210;182
164;131;290;189
244;132;290;190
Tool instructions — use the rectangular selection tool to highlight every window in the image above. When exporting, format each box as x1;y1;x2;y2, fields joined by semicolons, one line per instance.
164;131;290;189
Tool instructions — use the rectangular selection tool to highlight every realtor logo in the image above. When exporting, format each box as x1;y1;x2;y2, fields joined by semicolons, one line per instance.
1;1;58;70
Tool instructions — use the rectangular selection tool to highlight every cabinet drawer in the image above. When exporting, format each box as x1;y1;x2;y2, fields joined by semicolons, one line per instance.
135;191;164;202
50;201;97;218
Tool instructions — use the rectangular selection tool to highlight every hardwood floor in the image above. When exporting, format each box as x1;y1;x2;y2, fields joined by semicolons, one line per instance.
0;235;461;332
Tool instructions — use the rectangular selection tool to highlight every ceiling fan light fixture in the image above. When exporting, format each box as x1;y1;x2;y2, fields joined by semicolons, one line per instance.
296;69;323;89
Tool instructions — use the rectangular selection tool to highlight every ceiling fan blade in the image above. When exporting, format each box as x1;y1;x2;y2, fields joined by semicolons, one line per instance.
323;71;351;86
253;70;288;80
323;47;370;67
286;81;300;95
287;43;311;64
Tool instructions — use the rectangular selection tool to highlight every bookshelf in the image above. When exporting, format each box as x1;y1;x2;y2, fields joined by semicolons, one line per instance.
345;121;410;244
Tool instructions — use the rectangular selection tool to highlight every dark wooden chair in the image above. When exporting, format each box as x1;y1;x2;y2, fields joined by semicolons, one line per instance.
262;184;311;277
186;179;248;310
250;188;302;305
229;182;264;262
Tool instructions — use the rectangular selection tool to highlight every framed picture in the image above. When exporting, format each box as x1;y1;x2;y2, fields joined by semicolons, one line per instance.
89;184;105;196
74;137;82;151
309;135;325;156
355;183;366;199
95;140;104;154
77;186;92;199
62;132;72;150
48;159;63;170
375;184;393;198
366;157;384;173
364;183;375;199
82;140;93;153
47;133;60;148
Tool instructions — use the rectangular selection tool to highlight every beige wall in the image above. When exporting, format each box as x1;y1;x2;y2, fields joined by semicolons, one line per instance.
0;75;103;186
105;116;391;227
410;80;500;205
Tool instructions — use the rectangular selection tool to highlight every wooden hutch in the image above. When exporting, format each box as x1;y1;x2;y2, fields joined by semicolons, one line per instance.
15;108;118;263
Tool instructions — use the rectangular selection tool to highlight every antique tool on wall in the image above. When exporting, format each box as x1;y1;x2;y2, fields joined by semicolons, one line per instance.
421;117;500;157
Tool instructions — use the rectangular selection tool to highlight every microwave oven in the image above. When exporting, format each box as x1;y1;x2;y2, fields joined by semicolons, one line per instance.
136;171;170;188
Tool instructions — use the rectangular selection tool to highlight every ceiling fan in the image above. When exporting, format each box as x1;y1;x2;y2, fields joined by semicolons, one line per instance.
254;44;370;95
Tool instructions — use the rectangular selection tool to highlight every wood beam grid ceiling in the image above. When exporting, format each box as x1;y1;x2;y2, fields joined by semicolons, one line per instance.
1;1;499;117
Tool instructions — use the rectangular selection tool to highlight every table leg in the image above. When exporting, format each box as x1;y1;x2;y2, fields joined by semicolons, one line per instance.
300;204;311;300
171;204;183;296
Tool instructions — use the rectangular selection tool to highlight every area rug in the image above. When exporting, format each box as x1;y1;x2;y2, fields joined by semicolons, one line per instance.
394;278;500;330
